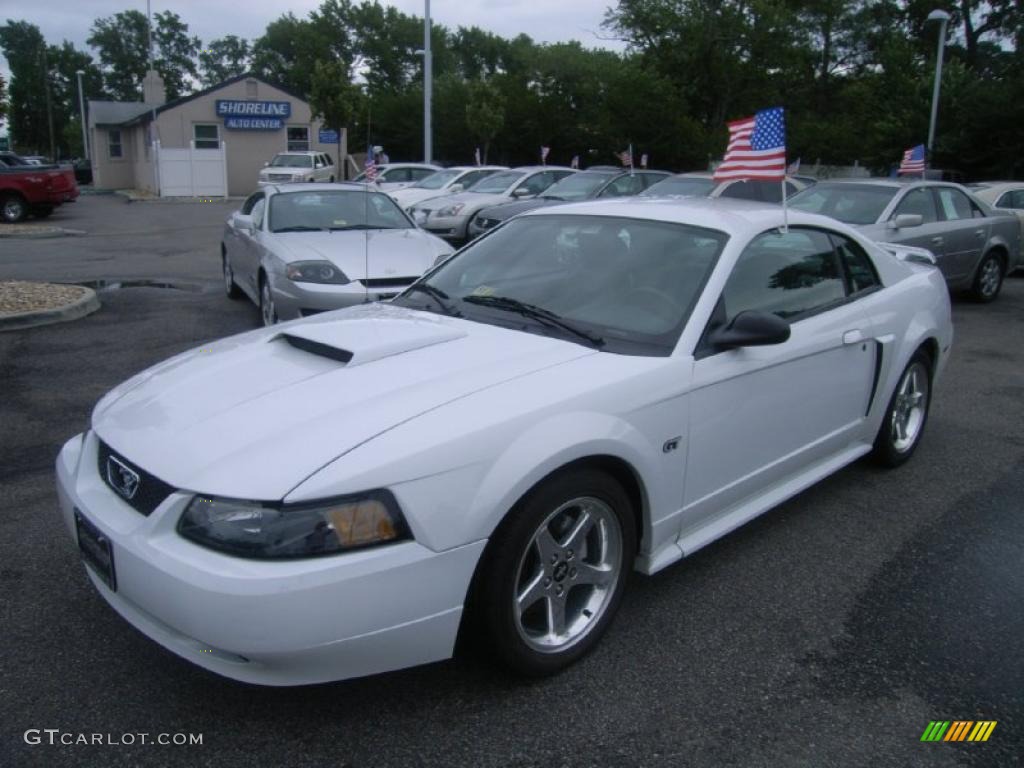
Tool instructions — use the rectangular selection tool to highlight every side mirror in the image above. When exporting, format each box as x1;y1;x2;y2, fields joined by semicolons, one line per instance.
448;183;464;193
263;161;270;167
512;188;531;198
888;213;923;229
233;213;254;232
709;311;790;350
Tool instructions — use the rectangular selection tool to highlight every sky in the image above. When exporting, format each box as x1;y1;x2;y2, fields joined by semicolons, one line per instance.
0;0;626;83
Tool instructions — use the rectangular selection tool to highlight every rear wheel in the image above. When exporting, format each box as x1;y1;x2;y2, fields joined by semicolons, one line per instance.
473;468;636;676
1;193;28;223
872;350;932;467
971;252;1004;302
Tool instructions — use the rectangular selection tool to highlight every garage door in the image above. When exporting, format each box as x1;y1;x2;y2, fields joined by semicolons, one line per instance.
157;141;228;197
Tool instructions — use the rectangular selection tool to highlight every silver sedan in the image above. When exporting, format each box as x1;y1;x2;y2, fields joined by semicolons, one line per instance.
221;183;454;326
790;179;1021;302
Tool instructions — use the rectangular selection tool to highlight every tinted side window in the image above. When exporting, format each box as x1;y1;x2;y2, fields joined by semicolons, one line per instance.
893;189;938;223
832;234;881;293
408;168;435;182
723;229;845;321
241;192;264;215
935;188;973;220
599;175;644;198
251;199;266;229
996;189;1024;209
517;172;553;196
460;170;490;187
719;180;762;201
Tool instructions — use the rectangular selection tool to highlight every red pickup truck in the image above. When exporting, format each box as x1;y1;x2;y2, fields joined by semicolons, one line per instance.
0;153;80;223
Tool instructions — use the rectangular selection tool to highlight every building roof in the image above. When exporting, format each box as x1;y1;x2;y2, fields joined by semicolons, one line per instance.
88;100;156;127
119;72;309;128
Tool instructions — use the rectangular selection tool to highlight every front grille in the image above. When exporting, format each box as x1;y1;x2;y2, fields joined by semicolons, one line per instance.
267;173;293;182
97;440;176;516
360;277;416;288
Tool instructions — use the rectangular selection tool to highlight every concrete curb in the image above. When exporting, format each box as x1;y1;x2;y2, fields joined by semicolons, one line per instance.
115;190;244;204
0;227;87;239
0;287;101;331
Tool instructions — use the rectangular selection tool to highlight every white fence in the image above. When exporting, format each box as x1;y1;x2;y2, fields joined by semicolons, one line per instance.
155;140;228;197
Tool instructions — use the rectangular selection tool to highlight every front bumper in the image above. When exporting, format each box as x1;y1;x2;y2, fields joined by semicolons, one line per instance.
56;431;485;686
420;213;469;242
270;276;411;320
467;216;501;240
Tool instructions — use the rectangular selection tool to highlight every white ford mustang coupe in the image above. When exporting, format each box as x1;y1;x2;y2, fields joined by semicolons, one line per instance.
56;197;953;686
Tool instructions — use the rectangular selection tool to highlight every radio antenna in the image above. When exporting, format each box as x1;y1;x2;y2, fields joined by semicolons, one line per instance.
364;101;371;304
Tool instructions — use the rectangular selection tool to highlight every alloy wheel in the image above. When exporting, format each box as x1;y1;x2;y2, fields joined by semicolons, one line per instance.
979;257;1002;299
512;496;623;653
260;280;276;326
2;198;26;223
890;361;930;453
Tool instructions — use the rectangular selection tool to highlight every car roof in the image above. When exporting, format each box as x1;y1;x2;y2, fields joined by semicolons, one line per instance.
445;165;507;172
378;163;441;170
267;182;372;194
273;151;323;156
521;195;852;238
510;165;575;172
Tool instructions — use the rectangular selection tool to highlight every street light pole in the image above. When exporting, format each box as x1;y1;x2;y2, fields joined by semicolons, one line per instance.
423;0;432;164
926;9;951;162
76;69;89;161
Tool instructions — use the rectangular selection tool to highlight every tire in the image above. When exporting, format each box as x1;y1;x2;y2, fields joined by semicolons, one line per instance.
32;205;54;219
970;252;1004;302
472;468;636;676
222;252;242;299
1;193;28;223
259;274;277;327
329;175;335;183
872;349;933;467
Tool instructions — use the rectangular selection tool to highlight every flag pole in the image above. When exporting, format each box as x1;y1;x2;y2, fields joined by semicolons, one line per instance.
781;176;789;234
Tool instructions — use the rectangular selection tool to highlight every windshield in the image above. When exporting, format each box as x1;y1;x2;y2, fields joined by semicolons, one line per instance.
413;169;461;190
542;173;618;201
643;176;715;197
395;214;727;355
268;190;413;233
789;183;898;225
468;171;524;194
269;154;313;168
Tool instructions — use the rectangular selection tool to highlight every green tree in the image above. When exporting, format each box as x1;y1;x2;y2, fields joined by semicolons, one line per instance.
309;59;363;170
0;21;49;153
464;79;505;163
0;74;7;124
199;36;250;86
87;10;200;101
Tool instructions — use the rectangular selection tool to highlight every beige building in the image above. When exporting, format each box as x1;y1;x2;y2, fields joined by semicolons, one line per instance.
88;72;348;197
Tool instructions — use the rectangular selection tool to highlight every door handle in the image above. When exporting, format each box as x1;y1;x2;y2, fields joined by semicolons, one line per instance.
974;228;986;238
843;329;864;345
931;237;944;246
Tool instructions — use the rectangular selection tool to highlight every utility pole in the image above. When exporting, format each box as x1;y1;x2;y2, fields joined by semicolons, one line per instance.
423;0;432;164
41;46;55;160
926;9;951;162
76;70;89;161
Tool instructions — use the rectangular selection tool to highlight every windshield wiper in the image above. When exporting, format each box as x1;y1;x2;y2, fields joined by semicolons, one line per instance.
462;295;604;348
401;282;462;317
272;226;324;233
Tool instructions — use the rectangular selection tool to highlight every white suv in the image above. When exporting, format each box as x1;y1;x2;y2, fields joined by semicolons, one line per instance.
258;152;336;186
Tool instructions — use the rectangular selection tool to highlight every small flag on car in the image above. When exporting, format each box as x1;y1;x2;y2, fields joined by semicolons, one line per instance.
713;107;786;182
540;146;550;164
618;148;633;167
787;158;801;175
570;155;579;169
898;144;926;175
640;153;648;169
474;147;481;167
364;146;378;182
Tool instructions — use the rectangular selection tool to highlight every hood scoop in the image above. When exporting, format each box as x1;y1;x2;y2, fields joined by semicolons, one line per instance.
274;313;468;368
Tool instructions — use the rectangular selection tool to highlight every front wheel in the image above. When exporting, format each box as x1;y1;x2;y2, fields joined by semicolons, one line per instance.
872;350;932;467
971;252;1004;302
1;193;28;223
473;468;636;676
222;253;242;299
259;276;277;326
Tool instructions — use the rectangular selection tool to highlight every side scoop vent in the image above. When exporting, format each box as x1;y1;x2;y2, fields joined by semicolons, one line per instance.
280;334;354;364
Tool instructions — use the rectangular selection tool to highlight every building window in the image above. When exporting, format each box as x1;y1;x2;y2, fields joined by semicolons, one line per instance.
287;126;310;151
108;129;123;158
194;124;220;150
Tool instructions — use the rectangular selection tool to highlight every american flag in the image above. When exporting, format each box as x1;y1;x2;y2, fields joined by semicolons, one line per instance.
570;155;579;169
898;144;926;175
540;146;550;164
474;147;481;167
640;153;648;169
364;146;378;182
787;158;801;175
618;148;632;167
713;107;787;182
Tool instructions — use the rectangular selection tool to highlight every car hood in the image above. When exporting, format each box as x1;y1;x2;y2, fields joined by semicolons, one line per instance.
272;228;451;280
390;187;453;207
479;198;557;221
417;191;509;212
91;303;596;500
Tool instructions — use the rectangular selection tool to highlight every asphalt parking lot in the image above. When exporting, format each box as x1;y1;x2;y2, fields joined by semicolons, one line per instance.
1;196;1022;768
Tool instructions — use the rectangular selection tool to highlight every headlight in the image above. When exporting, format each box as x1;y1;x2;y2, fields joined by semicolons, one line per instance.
437;203;465;217
178;491;410;558
411;208;429;225
285;261;350;284
292;174;305;182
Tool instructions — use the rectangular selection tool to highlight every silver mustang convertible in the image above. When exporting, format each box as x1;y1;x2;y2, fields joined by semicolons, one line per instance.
222;183;454;325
